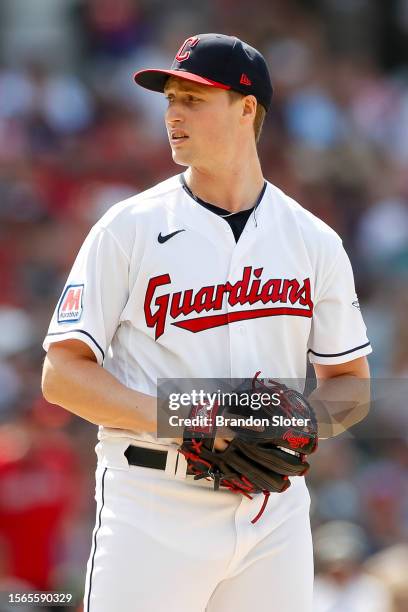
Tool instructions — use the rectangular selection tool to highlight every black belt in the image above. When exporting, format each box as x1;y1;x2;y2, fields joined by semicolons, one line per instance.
124;445;168;471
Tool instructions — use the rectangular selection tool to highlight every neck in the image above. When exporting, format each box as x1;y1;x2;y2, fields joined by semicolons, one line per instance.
184;149;264;213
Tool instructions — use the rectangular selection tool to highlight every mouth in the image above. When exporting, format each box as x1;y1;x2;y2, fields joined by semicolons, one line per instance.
169;130;189;145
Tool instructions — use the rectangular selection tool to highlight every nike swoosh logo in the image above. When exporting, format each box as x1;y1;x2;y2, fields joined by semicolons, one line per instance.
158;229;185;244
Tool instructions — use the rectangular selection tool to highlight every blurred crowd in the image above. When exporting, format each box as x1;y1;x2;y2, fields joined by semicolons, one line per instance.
0;1;407;610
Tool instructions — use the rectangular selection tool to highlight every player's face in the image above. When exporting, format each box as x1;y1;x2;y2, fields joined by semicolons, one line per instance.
164;77;242;170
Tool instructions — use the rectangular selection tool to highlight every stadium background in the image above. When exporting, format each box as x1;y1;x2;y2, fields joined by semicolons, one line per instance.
0;1;407;610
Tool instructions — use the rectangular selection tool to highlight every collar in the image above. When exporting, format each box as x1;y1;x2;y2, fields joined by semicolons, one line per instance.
179;174;267;218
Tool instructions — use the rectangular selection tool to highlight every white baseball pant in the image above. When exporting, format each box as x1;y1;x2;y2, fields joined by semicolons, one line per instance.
83;438;313;612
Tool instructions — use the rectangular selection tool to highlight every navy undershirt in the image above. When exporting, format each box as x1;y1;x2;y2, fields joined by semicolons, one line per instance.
180;175;267;242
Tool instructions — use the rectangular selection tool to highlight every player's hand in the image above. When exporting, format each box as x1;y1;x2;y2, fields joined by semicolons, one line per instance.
213;437;233;451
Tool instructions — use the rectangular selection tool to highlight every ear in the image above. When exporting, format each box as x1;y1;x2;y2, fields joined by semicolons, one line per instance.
241;95;257;123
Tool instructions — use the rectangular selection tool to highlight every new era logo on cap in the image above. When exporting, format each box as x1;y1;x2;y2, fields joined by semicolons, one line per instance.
240;73;252;86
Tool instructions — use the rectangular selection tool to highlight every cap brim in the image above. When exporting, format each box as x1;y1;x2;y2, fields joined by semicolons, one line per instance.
134;69;231;93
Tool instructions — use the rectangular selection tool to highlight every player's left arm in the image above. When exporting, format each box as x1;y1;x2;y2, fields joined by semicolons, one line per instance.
314;354;370;379
309;355;371;438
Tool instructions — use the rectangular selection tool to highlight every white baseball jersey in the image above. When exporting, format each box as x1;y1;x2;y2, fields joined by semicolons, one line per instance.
43;172;371;445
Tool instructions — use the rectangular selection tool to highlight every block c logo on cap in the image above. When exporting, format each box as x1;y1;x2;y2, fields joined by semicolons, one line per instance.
58;284;84;323
175;36;199;62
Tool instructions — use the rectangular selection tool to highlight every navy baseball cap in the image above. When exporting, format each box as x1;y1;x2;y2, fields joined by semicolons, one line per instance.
134;33;273;111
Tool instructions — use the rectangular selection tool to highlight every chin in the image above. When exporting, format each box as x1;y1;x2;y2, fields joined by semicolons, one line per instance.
172;150;193;167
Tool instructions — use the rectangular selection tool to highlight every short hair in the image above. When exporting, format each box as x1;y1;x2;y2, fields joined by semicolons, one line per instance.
227;90;266;144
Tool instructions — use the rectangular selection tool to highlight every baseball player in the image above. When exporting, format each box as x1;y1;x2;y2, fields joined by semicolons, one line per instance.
41;34;371;612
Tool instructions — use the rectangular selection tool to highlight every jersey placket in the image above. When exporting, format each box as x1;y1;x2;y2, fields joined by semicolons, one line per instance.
223;208;265;379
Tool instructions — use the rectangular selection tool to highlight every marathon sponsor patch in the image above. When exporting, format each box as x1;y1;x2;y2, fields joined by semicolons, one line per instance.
57;284;84;323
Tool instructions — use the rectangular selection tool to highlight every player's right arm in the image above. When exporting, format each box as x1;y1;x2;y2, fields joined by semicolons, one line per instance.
42;339;157;432
42;333;228;447
41;211;161;434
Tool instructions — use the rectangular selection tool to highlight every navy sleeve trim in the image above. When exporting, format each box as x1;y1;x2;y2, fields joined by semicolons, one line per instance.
307;341;371;358
46;329;105;361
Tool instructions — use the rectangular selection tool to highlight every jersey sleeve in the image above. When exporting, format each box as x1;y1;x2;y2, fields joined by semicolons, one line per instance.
307;242;372;365
43;225;129;365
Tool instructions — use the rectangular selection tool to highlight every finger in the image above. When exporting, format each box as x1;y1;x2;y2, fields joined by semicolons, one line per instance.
214;438;230;451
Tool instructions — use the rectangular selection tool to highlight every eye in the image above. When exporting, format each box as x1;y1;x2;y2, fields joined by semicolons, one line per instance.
164;93;202;104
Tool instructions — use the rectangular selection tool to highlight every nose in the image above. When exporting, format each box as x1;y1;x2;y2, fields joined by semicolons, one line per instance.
165;101;185;127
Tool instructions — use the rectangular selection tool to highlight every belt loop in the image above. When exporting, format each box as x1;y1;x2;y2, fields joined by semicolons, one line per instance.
164;446;179;477
175;451;188;480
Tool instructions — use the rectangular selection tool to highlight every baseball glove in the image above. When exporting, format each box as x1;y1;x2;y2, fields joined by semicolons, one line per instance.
178;373;318;523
